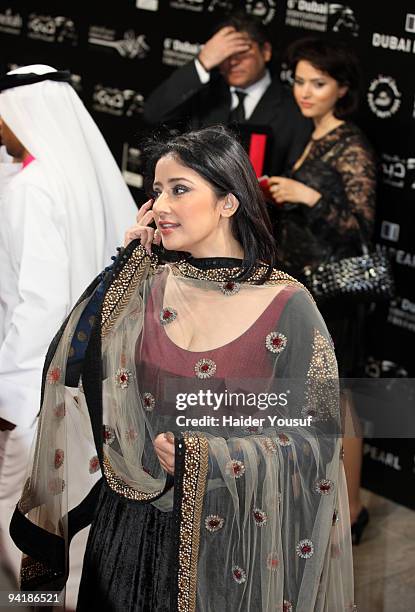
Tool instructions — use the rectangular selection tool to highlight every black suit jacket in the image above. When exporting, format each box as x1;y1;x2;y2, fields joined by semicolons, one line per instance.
144;61;312;175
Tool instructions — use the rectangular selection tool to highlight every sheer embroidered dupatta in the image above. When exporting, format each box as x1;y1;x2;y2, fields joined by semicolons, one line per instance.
10;241;354;611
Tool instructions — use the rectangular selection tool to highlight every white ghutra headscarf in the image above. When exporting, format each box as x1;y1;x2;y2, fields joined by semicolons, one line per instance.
0;64;137;299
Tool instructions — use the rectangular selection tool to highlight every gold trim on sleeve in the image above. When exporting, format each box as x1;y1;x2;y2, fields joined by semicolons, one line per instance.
102;244;158;338
177;433;209;612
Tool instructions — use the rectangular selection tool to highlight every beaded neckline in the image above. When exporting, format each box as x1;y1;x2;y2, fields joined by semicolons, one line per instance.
171;258;308;292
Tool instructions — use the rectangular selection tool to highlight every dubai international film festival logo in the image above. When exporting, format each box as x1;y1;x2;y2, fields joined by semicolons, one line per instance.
367;75;401;119
27;13;78;45
163;37;201;67
92;85;144;117
372;14;415;54
285;1;359;36
89;26;150;60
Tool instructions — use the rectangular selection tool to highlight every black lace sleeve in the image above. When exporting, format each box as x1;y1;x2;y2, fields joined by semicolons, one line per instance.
294;124;376;246
320;132;376;243
276;124;377;275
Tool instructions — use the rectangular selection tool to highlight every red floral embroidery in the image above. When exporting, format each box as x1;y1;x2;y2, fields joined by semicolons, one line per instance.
126;428;139;442
261;437;277;454
314;478;335;495
48;477;65;495
53;403;66;418
296;538;314;559
194;358;216;379
54;449;64;469
103;425;115;445
227;459;245;479
160;307;177;326
47;366;61;385
277;433;291;447
265;332;287;354
253;508;268;527
89;456;100;474
142;392;155;412
266;551;279;571
283;601;293;612
115;368;132;389
205;514;225;533
232;565;246;584
221;281;240;296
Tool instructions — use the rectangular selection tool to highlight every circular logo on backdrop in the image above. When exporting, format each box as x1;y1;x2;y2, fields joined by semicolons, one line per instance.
367;75;402;118
245;1;277;25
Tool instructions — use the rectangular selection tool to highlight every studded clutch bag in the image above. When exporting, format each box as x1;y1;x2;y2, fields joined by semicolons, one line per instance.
303;248;395;304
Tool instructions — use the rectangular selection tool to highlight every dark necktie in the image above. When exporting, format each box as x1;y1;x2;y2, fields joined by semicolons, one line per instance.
229;90;247;123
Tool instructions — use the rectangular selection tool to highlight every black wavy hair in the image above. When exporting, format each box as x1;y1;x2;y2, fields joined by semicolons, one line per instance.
142;125;277;283
287;37;360;118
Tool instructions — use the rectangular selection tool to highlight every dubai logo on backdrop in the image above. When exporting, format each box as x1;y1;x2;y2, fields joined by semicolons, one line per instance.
367;76;401;119
163;37;201;67
285;1;359;36
92;85;144;117
381;153;415;189
0;8;23;35
372;14;415;54
136;0;159;10
387;296;415;334
27;13;78;45
89;26;150;59
170;0;203;13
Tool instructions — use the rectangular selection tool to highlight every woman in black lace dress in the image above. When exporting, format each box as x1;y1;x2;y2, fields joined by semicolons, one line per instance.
268;38;376;543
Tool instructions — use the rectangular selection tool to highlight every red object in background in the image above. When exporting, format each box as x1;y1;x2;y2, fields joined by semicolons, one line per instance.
248;133;267;177
258;175;272;201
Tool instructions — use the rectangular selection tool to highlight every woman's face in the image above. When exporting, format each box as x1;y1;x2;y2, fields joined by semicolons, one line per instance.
293;60;347;122
152;155;235;258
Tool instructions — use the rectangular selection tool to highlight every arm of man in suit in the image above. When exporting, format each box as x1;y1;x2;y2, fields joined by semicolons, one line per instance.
143;27;251;125
143;61;206;125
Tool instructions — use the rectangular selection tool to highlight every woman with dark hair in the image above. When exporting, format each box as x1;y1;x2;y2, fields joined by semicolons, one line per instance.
268;37;376;545
10;126;354;611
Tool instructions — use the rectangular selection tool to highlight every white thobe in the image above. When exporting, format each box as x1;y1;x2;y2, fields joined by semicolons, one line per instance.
0;159;120;607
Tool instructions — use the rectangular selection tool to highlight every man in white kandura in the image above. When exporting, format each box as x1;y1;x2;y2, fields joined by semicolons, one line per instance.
0;64;136;607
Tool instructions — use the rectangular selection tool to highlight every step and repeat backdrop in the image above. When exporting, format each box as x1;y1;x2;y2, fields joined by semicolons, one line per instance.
0;0;414;507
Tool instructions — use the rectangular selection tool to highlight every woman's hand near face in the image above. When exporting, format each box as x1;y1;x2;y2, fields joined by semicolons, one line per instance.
154;432;175;475
124;199;162;254
268;177;321;207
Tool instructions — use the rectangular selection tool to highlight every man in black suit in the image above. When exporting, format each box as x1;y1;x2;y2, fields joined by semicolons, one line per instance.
144;13;311;175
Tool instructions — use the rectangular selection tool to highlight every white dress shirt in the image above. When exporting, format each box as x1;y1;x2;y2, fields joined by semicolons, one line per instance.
194;58;272;119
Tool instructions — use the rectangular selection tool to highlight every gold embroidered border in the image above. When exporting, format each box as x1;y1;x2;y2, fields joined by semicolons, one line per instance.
102;244;158;338
172;261;315;303
303;328;339;421
177;433;209;612
103;455;164;501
